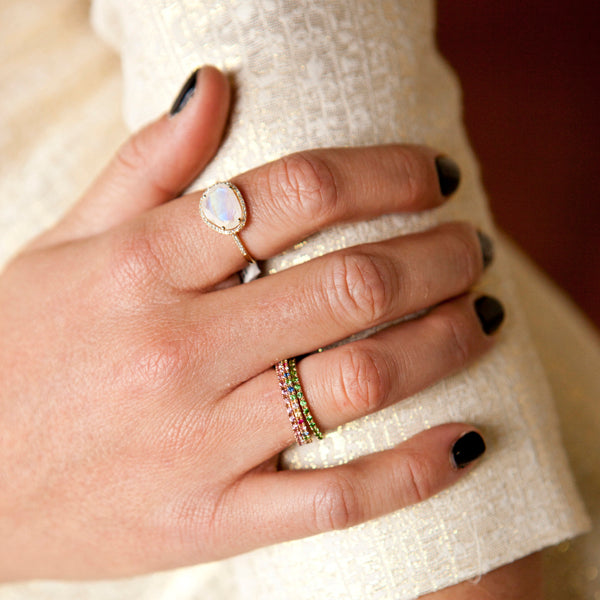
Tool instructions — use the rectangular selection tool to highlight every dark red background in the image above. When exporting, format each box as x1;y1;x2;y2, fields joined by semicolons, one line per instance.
437;2;600;328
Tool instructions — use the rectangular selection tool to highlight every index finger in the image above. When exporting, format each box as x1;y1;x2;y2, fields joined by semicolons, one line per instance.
130;145;460;292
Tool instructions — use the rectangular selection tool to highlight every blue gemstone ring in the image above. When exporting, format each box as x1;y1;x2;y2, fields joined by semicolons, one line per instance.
199;181;255;263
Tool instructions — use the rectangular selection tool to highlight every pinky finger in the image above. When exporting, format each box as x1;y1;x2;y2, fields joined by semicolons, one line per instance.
218;424;485;555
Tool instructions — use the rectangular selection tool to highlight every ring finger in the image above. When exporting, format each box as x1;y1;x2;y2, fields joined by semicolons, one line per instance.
217;292;504;466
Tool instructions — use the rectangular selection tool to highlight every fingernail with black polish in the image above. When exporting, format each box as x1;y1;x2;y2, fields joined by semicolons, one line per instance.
474;295;505;335
435;155;461;197
451;431;486;469
477;231;494;269
169;68;201;117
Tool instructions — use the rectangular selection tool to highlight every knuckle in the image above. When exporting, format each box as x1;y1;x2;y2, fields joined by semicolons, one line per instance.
335;344;390;416
115;132;175;197
107;226;167;293
312;476;362;532
115;134;149;177
393;147;429;208
443;222;481;286
432;310;472;369
325;252;393;325
268;151;339;225
397;451;435;506
128;337;191;394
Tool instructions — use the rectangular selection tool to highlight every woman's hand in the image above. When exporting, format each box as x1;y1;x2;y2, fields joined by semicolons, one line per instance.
0;67;501;581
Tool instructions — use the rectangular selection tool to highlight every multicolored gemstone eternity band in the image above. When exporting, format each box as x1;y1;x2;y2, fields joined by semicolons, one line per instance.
275;358;323;445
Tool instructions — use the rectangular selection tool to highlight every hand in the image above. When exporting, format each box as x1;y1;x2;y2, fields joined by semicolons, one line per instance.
0;67;501;581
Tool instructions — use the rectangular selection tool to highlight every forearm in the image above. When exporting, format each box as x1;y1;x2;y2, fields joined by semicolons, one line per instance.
423;554;542;600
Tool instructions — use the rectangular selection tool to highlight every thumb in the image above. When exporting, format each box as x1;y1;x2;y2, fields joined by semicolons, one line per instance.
41;66;230;247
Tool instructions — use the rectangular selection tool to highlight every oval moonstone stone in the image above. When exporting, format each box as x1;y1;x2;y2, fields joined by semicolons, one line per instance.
200;183;245;233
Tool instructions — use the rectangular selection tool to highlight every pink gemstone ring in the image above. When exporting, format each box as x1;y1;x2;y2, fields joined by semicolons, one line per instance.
199;181;255;263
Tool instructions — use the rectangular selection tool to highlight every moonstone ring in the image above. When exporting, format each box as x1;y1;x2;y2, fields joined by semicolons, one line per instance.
199;181;255;263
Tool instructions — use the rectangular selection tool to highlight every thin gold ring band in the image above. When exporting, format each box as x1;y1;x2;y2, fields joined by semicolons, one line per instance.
199;181;256;264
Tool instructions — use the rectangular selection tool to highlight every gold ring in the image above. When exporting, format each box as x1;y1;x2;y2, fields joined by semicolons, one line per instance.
199;181;256;264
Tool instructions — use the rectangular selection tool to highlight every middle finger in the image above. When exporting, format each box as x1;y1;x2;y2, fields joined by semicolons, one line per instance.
219;292;500;464
184;221;486;386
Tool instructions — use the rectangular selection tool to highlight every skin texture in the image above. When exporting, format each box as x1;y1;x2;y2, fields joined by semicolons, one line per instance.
0;66;540;593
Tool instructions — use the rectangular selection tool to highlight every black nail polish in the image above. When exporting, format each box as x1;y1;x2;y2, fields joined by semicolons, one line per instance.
435;156;461;197
169;68;200;117
451;431;486;469
474;295;505;335
477;231;494;269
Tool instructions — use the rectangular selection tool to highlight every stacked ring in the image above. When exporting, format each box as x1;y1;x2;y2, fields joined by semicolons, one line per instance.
275;358;323;446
